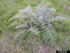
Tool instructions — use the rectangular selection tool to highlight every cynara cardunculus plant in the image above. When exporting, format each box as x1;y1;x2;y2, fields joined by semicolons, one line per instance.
8;1;67;47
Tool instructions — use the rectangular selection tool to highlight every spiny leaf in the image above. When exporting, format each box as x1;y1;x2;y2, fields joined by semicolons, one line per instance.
15;24;27;28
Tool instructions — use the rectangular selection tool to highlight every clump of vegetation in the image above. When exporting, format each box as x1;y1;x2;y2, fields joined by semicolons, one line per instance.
8;1;67;47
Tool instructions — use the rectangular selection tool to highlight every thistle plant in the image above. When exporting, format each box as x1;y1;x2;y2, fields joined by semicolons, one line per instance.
8;1;67;47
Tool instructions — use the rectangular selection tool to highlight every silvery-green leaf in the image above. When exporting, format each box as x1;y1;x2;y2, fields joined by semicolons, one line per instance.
8;14;26;21
15;24;27;28
28;26;40;36
19;5;33;13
